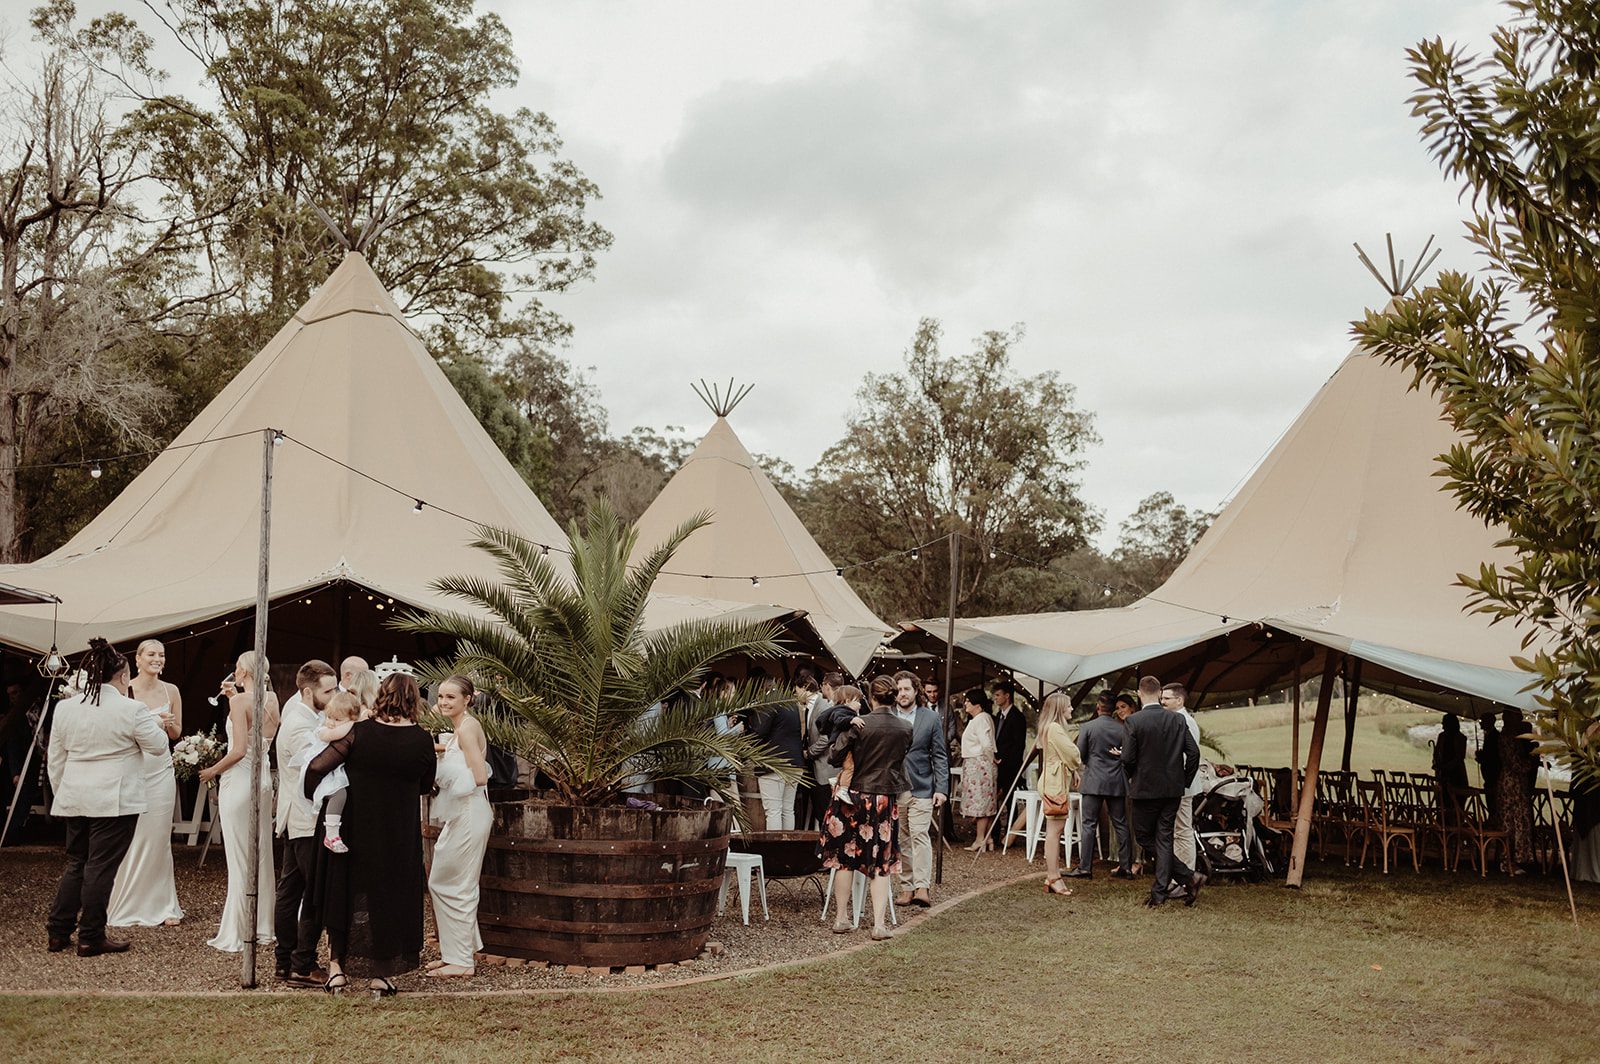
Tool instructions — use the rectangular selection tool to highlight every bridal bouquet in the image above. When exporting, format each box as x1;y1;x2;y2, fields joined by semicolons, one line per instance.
172;728;225;785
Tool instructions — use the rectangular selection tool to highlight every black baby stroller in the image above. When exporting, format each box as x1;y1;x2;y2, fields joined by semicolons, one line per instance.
1192;767;1277;881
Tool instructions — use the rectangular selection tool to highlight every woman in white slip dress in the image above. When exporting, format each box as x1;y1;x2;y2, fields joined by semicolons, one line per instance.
426;675;491;979
107;640;185;927
201;651;279;952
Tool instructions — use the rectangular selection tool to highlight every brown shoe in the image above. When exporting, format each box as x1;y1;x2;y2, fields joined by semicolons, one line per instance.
47;935;71;953
76;937;130;957
911;889;933;908
284;967;329;988
893;891;913;907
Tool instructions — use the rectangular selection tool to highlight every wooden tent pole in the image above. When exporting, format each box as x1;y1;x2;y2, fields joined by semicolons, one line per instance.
1286;653;1341;888
1290;656;1302;812
936;531;960;887
241;427;274;988
1341;658;1362;773
1543;763;1580;928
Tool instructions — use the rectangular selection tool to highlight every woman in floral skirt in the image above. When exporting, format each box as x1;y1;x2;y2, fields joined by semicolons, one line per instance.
959;688;998;851
819;675;913;941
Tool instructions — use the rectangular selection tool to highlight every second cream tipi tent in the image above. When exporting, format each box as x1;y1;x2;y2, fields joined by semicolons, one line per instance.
631;385;895;677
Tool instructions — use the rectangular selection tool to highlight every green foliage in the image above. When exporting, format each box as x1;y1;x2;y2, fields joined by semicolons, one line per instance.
1354;0;1600;791
392;503;802;810
1110;491;1215;597
803;318;1101;620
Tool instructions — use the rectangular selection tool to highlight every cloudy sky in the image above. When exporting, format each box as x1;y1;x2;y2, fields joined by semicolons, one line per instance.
16;1;1507;547
487;0;1504;546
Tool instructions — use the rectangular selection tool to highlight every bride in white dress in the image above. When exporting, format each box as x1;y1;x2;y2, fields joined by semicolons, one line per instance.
107;639;184;927
426;675;492;979
201;650;279;952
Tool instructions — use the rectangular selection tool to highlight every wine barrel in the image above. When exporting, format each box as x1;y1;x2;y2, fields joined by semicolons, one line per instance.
471;794;731;967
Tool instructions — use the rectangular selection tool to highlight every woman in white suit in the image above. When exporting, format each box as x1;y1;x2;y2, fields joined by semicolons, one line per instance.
46;639;169;956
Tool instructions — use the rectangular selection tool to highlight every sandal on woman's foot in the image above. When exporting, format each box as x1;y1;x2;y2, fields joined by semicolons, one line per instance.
831;918;853;934
870;926;893;941
425;959;447;971
1046;878;1073;897
323;973;348;995
426;964;475;978
369;978;398;998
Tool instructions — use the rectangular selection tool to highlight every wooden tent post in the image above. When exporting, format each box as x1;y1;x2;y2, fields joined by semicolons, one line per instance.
936;531;960;887
1286;653;1341;888
1290;657;1302;812
241;427;274;988
1340;659;1362;773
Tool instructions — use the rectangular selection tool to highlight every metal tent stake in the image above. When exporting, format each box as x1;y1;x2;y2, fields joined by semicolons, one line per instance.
242;428;275;988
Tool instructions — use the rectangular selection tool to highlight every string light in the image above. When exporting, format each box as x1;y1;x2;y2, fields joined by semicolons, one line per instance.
988;547;997;561
272;430;285;446
751;576;761;588
412;499;424;514
835;567;844;578
89;462;102;479
910;547;920;561
541;544;550;556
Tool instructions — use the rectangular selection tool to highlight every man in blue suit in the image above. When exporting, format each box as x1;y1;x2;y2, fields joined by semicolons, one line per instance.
891;671;948;908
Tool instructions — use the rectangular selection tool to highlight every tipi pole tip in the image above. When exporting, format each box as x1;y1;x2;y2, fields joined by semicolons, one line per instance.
1354;233;1440;298
691;379;754;418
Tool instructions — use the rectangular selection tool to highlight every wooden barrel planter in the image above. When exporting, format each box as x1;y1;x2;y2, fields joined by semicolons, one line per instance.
468;793;731;968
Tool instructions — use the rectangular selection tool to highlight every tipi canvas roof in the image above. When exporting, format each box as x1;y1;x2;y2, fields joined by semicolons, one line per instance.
911;348;1542;712
631;416;895;676
0;254;790;654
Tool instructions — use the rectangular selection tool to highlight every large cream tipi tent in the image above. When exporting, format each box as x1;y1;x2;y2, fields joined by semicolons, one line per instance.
631;405;895;677
0;254;795;670
907;347;1542;713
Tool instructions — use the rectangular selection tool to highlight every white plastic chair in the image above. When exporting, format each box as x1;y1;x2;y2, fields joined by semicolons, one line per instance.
717;851;769;924
820;868;897;928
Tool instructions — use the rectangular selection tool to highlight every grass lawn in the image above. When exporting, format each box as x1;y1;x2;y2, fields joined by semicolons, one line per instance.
6;860;1599;1064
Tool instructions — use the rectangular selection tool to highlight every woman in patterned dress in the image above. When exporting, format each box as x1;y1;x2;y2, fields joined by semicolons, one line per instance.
818;675;913;941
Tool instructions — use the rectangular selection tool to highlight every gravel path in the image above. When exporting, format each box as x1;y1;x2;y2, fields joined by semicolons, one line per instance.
0;837;1043;994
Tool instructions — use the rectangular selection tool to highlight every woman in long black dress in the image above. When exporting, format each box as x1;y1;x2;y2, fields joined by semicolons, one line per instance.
304;673;435;995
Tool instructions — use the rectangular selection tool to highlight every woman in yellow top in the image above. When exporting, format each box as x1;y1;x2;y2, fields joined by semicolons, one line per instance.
1038;691;1083;896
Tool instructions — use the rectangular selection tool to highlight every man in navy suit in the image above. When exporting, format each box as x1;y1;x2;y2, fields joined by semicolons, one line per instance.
891;672;948;908
1121;676;1205;907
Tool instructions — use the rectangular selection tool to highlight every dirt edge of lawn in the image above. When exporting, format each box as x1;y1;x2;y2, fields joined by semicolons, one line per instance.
0;870;1043;1001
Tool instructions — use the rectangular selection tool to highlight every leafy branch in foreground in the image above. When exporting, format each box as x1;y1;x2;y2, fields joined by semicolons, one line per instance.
1355;0;1600;790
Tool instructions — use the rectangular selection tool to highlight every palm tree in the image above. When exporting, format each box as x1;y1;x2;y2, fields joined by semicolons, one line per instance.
394;502;803;808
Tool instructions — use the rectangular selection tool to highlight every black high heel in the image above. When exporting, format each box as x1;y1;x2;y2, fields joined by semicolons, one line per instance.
370;977;398;998
323;973;347;995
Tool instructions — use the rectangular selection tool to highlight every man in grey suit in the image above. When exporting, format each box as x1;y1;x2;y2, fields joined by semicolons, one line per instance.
1067;692;1135;879
46;641;169;955
892;671;948;908
1121;676;1205;908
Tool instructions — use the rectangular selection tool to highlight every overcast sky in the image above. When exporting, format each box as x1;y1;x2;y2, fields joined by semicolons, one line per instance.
489;0;1505;546
16;1;1508;547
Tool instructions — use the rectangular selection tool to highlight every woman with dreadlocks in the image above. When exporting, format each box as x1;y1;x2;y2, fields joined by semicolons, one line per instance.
45;638;169;956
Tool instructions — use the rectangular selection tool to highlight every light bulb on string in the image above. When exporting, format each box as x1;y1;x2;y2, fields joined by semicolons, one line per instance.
910;547;920;561
272;430;285;446
988;547;997;561
541;544;550;556
412;499;424;514
751;576;761;588
835;567;844;578
89;462;102;479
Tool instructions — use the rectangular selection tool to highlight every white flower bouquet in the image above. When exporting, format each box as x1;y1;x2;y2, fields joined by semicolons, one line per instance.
172;728;225;785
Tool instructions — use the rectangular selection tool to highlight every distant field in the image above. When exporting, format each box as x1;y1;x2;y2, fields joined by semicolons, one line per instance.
1196;700;1484;784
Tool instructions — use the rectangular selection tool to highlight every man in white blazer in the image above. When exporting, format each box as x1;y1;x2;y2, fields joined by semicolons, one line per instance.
46;643;169;956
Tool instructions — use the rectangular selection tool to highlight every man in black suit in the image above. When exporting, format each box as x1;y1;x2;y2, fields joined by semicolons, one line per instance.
1067;691;1135;879
991;680;1027;815
1121;676;1205;907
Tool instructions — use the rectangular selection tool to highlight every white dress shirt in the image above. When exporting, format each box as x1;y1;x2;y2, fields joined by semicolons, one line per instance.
273;692;321;838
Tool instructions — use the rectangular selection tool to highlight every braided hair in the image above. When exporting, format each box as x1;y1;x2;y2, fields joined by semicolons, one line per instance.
80;638;128;705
